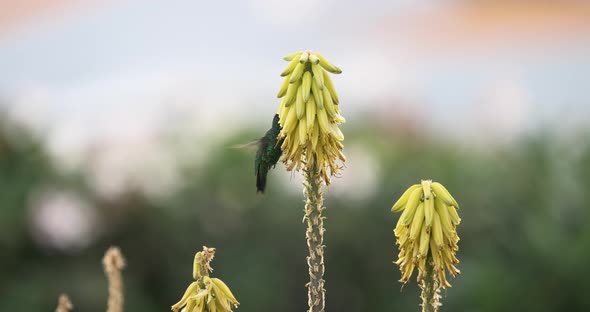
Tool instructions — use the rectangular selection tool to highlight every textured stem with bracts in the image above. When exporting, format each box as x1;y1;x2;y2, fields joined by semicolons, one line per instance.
303;162;326;312
55;294;73;312
103;247;126;312
420;259;442;312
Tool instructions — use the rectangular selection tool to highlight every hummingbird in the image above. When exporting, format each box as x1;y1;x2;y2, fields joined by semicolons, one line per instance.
255;114;284;193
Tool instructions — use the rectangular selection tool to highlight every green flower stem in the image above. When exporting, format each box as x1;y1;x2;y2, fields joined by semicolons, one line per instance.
420;258;441;312
303;162;326;312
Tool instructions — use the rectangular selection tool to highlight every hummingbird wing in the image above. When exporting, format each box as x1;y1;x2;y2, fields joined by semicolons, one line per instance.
230;140;260;151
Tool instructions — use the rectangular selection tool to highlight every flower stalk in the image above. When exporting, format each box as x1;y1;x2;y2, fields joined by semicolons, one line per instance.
419;258;442;312
303;162;326;312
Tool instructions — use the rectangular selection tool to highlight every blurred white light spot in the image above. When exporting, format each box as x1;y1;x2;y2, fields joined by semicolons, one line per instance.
278;143;380;201
279;169;305;196
327;144;380;202
85;136;183;199
472;74;532;140
29;191;99;251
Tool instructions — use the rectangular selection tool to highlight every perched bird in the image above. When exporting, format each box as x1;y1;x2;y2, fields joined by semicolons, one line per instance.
255;114;284;193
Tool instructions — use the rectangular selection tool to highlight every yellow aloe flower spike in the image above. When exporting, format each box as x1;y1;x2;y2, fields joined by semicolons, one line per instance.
391;180;462;312
171;246;239;312
276;51;344;312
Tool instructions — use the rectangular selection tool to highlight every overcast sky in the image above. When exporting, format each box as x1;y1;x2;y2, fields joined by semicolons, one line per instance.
0;0;589;151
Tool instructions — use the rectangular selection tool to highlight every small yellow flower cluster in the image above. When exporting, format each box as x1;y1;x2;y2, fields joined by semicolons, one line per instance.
171;247;239;312
391;180;461;288
277;51;345;184
171;276;239;312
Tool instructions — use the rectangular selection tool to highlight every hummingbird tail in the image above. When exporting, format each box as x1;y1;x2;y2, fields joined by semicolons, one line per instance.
256;167;268;193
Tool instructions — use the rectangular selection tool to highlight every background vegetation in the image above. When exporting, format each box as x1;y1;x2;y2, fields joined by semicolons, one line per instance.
1;113;589;311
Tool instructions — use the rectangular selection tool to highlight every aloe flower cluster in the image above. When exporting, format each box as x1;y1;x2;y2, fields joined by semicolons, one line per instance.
277;51;345;184
391;180;461;288
171;247;239;312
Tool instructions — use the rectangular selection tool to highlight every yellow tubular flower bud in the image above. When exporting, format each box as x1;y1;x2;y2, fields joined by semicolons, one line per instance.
417;256;427;281
322;70;340;104
284;79;300;106
299;51;309;63
439;268;452;288
391;184;421;213
296;85;305;119
435;197;454;235
306;96;316;131
299;117;307;145
411;239;420;260
447;205;461;225
315;146;325;172
283;51;302;61
401;260;415;283
430;243;442;270
281;56;299;76
329;123;344;141
431;182;459;208
409;203;425;241
281;104;298;135
397;198;413;227
309;54;320;64
421;180;432;199
302;71;312;102
278;98;288;125
211;278;238;303
310;121;319;150
311;63;324;90
424;195;435;229
193;251;203;280
322;88;337;118
316;106;330;134
289;62;305;83
333;115;345;124
431;211;444;248
312;52;342;74
289;127;300;155
277;76;290;98
402;187;423;225
171;282;200;312
280;135;290;150
395;221;408;238
311;78;323;108
419;224;430;257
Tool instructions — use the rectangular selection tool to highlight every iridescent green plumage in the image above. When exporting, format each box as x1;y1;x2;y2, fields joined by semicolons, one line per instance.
255;114;284;193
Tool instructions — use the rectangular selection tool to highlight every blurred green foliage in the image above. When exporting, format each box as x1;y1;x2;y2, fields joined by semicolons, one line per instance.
1;116;590;311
